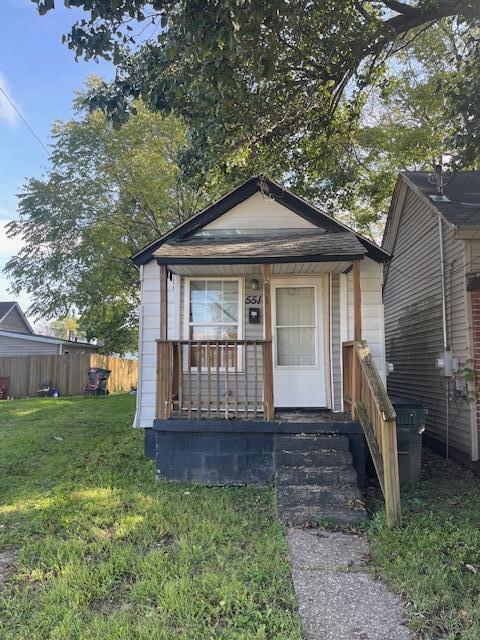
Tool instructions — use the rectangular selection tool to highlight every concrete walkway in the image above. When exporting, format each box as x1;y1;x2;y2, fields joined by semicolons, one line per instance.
287;529;412;640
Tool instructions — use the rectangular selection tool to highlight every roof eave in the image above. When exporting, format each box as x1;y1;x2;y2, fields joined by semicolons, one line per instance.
155;253;366;266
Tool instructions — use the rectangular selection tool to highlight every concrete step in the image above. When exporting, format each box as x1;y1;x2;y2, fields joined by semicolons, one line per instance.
277;465;358;486
276;434;350;452
278;504;367;527
276;448;353;468
277;484;363;508
275;432;366;527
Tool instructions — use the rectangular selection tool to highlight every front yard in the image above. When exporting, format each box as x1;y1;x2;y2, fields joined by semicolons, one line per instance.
1;394;480;640
0;395;301;640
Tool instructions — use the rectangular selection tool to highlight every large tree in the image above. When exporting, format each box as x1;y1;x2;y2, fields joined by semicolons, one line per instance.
4;83;210;354
33;1;480;169
31;1;480;235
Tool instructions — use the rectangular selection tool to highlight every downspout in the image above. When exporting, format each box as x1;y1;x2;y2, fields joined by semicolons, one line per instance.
438;214;450;458
438;215;448;352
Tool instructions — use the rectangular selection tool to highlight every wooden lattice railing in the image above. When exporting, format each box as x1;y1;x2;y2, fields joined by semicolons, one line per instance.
343;340;401;527
156;339;274;421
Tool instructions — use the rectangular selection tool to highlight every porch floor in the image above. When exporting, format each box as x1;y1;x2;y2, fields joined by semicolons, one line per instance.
276;410;353;423
167;408;354;423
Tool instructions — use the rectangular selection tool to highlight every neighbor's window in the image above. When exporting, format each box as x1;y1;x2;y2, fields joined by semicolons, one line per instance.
187;279;241;367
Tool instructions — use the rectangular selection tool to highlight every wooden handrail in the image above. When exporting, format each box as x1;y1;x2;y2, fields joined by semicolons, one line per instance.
156;339;273;421
343;340;401;527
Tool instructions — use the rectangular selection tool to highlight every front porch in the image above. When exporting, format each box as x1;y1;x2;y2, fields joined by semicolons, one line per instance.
152;261;401;525
155;258;366;422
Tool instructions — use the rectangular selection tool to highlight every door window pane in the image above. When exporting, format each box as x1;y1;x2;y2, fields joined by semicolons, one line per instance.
276;287;315;326
277;327;315;366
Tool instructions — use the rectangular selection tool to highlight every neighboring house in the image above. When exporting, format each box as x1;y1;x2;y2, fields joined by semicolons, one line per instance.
383;171;480;470
0;302;98;356
131;176;400;524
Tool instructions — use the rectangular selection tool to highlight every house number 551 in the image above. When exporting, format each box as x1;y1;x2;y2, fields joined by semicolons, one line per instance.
245;295;262;305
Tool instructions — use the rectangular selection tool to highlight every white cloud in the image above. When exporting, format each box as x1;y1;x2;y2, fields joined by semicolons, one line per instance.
0;71;20;128
0;219;23;258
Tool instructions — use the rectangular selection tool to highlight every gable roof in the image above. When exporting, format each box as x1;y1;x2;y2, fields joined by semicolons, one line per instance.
402;171;480;227
0;301;34;334
0;302;16;321
132;176;389;265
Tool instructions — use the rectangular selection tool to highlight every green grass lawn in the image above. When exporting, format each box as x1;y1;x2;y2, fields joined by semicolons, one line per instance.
365;450;480;640
0;395;302;640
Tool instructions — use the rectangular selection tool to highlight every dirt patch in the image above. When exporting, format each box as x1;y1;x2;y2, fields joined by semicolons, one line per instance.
90;595;125;615
0;549;17;586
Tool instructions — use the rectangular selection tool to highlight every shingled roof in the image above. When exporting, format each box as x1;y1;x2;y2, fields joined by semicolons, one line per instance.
403;171;480;227
0;302;16;320
154;229;367;264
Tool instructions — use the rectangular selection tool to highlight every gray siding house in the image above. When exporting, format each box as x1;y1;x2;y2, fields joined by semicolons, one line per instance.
0;302;98;355
383;171;480;469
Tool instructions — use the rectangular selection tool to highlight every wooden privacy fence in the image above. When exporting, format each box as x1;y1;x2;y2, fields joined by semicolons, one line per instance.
0;353;138;399
343;340;401;527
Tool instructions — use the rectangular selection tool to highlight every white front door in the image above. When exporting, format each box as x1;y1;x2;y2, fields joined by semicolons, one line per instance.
271;277;326;408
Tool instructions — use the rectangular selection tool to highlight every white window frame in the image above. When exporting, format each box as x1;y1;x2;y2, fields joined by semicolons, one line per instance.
183;276;244;372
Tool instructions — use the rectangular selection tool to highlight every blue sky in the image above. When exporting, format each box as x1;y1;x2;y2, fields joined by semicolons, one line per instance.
0;0;114;320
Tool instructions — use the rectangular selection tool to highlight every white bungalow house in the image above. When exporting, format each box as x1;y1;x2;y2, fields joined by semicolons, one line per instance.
131;177;401;526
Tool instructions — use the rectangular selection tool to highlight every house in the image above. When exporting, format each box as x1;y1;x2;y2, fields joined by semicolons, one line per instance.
132;176;401;525
0;302;98;356
383;170;480;470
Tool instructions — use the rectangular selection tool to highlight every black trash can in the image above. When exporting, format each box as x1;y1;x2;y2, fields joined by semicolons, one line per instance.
390;398;425;483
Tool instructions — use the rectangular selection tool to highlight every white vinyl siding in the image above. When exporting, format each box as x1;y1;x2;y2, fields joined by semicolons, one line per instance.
340;258;386;383
204;191;317;230
135;261;181;428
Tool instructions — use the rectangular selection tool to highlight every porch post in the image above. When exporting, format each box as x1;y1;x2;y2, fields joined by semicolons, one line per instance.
159;263;168;340
353;259;362;341
351;259;362;420
262;264;275;420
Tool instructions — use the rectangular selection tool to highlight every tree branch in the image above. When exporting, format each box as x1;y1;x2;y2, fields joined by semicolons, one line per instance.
384;0;480;36
382;0;418;16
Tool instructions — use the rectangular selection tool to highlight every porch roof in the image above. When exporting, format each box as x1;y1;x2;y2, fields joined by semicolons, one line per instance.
153;229;366;265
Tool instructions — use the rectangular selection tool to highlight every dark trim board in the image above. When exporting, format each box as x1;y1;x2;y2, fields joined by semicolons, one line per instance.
155;253;365;266
153;418;363;434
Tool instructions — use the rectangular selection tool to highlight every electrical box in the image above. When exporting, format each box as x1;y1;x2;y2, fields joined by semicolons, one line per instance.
248;308;260;324
436;351;459;377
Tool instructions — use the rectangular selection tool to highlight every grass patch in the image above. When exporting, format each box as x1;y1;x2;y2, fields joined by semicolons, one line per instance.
0;395;301;640
365;449;480;640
